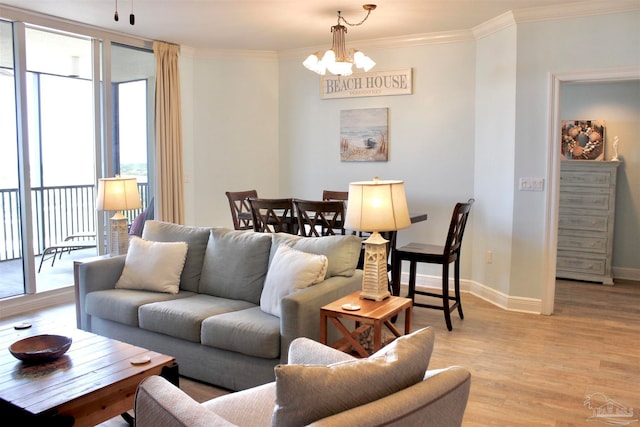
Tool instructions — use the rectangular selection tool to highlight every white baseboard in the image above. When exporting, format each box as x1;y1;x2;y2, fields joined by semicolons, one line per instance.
407;273;542;314
0;286;75;319
613;267;640;282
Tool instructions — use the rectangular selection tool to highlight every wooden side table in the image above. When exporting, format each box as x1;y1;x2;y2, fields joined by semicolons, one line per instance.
320;291;412;357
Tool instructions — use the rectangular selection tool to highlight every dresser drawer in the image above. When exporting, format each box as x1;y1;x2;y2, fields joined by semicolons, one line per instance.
556;251;606;275
560;170;613;188
557;230;607;253
558;192;610;211
558;213;608;232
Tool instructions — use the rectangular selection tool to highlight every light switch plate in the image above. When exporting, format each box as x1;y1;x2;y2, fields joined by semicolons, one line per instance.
519;177;544;191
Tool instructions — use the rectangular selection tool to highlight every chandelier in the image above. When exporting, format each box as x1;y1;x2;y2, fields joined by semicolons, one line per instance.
303;4;377;76
114;0;135;25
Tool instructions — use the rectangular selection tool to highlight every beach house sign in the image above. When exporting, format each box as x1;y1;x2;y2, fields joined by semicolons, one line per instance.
320;68;413;99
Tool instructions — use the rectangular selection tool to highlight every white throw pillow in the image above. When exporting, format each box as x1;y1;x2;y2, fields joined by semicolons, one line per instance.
260;244;328;317
115;237;188;294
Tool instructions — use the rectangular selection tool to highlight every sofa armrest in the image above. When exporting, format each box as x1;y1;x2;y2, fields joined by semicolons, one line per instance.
75;255;126;330
135;376;237;427
280;270;362;361
287;337;356;365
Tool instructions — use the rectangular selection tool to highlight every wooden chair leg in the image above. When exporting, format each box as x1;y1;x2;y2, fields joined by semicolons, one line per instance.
442;263;453;331
408;260;417;301
454;258;464;319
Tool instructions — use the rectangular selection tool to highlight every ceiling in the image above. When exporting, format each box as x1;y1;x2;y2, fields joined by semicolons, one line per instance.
0;1;631;51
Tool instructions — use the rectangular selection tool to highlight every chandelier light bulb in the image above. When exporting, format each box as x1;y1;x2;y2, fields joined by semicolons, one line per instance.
302;5;376;76
354;51;376;72
327;61;353;76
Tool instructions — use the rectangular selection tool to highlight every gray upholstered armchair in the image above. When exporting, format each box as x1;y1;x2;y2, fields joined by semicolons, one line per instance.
135;327;471;426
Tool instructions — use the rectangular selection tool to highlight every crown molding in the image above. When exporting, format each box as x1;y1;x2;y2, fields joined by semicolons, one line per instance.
472;11;517;40
283;0;639;59
513;0;640;24
181;46;278;61
279;29;474;61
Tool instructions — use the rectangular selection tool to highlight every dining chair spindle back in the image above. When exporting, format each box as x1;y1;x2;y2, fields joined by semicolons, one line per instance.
392;198;474;331
294;199;346;237
225;190;258;230
249;198;297;234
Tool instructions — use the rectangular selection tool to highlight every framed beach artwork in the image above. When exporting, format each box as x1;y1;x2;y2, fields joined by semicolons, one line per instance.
561;120;605;160
340;108;388;162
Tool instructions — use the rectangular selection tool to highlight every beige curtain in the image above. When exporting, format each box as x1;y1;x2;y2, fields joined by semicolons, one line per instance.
153;41;185;224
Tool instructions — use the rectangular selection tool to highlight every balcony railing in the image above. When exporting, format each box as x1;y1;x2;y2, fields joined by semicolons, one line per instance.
0;183;149;262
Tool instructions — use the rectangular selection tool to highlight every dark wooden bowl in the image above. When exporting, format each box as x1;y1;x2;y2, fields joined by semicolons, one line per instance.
9;334;72;363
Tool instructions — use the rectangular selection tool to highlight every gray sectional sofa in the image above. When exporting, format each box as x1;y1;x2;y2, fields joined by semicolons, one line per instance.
75;220;363;391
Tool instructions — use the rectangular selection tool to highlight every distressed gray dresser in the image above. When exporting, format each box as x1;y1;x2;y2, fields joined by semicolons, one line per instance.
556;160;620;285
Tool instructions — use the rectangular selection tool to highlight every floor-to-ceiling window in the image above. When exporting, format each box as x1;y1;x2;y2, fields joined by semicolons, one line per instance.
25;28;97;293
0;19;23;298
111;43;155;214
0;13;155;300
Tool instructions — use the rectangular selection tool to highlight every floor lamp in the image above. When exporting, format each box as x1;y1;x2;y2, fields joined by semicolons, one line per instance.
345;178;411;301
97;176;142;256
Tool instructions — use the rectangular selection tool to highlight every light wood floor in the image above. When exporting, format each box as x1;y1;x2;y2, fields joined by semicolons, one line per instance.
2;279;638;426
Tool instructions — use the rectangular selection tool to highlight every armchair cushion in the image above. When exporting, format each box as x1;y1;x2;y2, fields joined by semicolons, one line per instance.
271;327;435;427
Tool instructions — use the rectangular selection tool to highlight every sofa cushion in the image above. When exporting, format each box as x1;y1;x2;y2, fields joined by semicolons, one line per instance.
260;245;328;317
198;228;272;304
272;327;435;427
138;294;255;342
142;221;212;293
201;306;280;359
85;289;195;326
270;233;361;279
115;237;188;294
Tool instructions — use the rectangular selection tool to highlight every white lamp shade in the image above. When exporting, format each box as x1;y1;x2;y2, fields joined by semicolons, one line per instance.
96;177;142;212
345;179;411;232
303;53;319;71
354;51;376;72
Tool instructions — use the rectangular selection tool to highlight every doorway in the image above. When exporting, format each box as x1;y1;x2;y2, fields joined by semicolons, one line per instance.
542;67;640;314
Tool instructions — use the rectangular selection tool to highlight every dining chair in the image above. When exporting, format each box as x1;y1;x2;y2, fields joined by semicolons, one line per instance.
248;198;297;234
225;190;258;230
322;190;349;202
294;199;346;237
392;199;474;331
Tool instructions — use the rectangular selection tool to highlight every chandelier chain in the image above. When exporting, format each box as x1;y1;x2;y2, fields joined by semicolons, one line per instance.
337;9;373;27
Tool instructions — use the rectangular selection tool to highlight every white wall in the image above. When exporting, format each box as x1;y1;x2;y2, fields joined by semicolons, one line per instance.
561;81;640;278
180;9;640;310
472;22;517;297
181;50;280;228
510;11;640;299
279;40;477;280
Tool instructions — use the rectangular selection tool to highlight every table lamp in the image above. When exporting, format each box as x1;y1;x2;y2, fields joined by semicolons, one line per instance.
345;177;411;301
97;176;142;256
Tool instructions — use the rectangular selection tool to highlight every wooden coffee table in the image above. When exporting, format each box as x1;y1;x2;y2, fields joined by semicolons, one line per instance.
0;316;177;426
320;291;412;357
